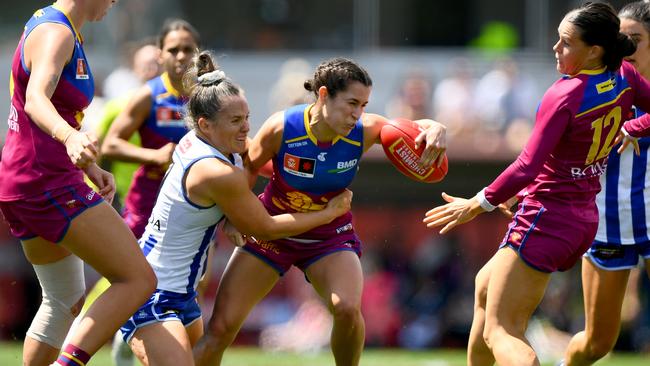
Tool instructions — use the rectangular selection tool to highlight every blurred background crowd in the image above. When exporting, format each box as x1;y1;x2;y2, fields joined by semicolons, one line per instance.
0;0;649;361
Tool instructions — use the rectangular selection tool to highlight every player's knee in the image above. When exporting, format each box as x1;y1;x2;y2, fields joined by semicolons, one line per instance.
28;255;86;348
474;267;490;308
206;315;240;342
584;337;615;361
331;298;361;322
482;321;508;348
140;266;157;295
126;265;157;302
474;279;488;309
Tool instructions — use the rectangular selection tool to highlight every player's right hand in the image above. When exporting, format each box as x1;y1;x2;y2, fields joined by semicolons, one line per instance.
327;189;353;217
65;130;98;168
154;142;177;166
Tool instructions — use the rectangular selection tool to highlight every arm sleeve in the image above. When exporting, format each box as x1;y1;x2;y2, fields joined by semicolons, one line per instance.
623;65;650;137
483;89;571;205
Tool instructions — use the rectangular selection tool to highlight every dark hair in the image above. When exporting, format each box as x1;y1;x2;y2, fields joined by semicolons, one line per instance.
566;2;636;71
158;19;201;49
183;51;242;130
304;57;373;98
619;1;650;33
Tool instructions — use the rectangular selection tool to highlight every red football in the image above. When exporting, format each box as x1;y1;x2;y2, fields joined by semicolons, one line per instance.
380;118;448;183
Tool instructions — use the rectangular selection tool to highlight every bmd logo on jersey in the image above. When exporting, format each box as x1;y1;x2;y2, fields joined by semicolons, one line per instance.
328;159;358;174
283;153;315;178
75;58;89;80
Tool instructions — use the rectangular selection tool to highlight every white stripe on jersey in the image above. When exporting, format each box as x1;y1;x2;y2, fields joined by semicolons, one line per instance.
139;130;243;293
595;139;650;245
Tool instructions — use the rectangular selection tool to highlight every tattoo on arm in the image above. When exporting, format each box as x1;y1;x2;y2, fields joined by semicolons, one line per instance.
45;73;60;97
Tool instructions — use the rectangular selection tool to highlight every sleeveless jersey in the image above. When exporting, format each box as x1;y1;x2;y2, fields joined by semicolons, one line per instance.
123;73;188;219
595;107;650;244
0;4;93;200
260;104;364;240
139;130;242;294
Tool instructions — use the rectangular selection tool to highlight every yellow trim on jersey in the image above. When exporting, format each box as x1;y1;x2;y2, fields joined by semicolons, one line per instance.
51;3;83;43
575;87;631;118
570;66;607;77
9;71;14;98
285;135;309;144
160;72;181;98
332;135;361;146
302;103;361;146
303;103;319;145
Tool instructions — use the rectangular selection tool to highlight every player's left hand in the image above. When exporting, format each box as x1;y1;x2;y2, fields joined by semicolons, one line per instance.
414;120;447;168
83;163;116;205
423;192;484;234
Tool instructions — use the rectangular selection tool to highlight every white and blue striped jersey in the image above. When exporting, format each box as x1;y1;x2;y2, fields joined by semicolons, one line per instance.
139;130;243;293
595;107;650;245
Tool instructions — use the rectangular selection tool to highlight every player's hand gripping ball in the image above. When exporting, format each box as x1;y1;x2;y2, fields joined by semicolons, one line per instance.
380;118;448;183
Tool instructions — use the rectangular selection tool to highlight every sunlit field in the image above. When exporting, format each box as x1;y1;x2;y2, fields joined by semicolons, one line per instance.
0;343;647;366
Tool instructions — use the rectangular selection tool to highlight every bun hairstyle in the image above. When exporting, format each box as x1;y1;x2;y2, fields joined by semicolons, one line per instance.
183;51;242;130
304;57;372;98
567;2;636;71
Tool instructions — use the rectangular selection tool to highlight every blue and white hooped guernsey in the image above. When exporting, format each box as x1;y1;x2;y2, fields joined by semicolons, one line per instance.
138;130;243;293
595;107;650;245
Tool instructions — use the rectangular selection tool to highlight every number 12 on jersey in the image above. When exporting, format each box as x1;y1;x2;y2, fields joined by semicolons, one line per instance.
585;106;622;165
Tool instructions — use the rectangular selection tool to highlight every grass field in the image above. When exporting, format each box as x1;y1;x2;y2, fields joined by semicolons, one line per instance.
0;343;648;366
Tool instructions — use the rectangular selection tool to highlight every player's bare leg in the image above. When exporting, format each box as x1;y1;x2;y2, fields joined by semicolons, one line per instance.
306;251;364;366
483;247;550;366
468;256;497;366
563;257;629;366
194;248;279;366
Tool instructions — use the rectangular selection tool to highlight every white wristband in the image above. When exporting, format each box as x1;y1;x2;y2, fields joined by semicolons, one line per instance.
476;188;497;212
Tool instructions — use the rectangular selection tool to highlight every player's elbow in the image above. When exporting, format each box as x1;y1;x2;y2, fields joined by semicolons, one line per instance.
23;92;42;121
100;135;119;158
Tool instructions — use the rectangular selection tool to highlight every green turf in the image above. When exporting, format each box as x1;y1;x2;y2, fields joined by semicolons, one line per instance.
0;343;647;365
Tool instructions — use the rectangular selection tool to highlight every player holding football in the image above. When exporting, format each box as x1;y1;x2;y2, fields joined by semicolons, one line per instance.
423;2;650;365
193;57;447;366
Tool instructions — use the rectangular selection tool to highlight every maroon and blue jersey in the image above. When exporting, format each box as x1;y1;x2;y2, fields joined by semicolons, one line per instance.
0;4;93;200
122;72;188;228
485;62;650;222
260;104;364;239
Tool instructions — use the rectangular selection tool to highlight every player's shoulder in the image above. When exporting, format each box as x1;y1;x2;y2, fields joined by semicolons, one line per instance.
541;74;587;108
191;156;248;196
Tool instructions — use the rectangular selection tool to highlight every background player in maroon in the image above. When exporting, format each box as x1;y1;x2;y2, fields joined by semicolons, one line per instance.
424;2;650;365
0;1;156;365
561;2;650;365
